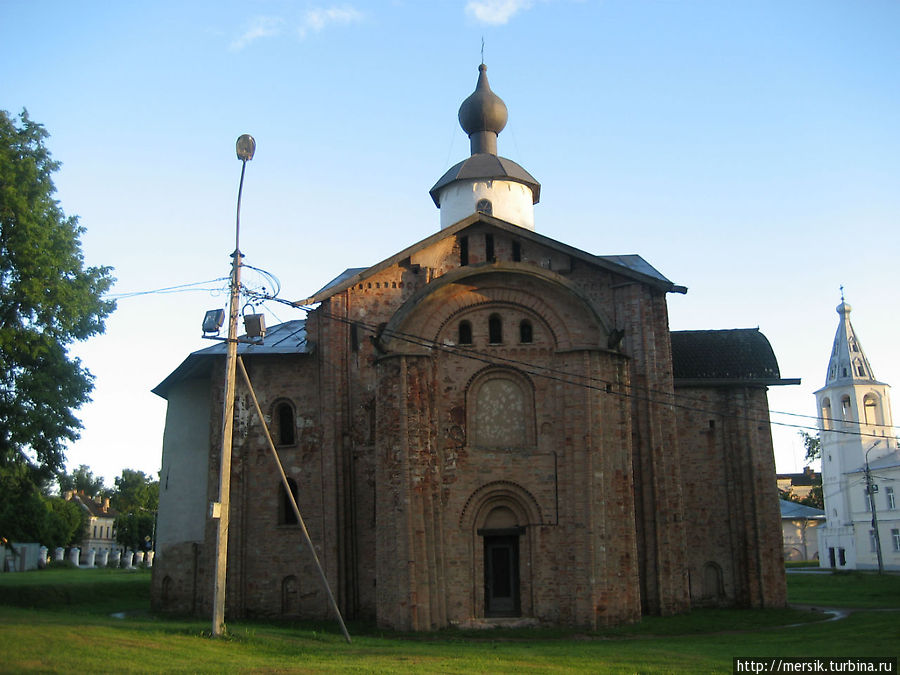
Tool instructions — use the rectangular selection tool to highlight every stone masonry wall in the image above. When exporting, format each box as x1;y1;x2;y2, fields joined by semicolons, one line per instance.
675;385;787;608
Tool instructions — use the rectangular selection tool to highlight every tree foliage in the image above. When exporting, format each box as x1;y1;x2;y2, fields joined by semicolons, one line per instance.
0;109;115;479
115;512;155;553
799;430;821;464
58;463;107;497
112;469;158;514
796;484;824;511
0;463;85;547
112;469;158;550
43;495;86;549
783;431;824;510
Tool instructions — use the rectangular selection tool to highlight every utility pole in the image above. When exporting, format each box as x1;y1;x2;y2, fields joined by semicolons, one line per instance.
865;440;884;575
211;134;256;636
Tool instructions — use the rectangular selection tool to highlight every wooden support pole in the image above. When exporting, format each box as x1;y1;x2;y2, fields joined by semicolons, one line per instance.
237;356;352;643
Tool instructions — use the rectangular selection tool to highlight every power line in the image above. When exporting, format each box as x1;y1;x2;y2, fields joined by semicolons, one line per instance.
108;277;229;300
292;304;898;442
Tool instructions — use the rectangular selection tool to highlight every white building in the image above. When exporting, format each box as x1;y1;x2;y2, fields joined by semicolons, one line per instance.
815;300;900;570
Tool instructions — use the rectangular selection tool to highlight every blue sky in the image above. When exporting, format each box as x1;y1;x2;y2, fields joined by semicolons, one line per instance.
2;0;898;484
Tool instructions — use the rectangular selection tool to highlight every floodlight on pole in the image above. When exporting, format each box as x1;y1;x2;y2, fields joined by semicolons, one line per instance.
211;134;255;637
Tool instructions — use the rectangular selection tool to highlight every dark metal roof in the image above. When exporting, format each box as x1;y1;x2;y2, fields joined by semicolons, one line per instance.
429;154;541;207
671;328;799;387
296;213;682;306
313;268;367;298
779;499;825;519
777;469;820;487
152;319;308;399
848;449;900;474
597;255;679;288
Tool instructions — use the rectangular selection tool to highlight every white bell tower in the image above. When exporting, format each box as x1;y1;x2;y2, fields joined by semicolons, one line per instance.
815;298;898;569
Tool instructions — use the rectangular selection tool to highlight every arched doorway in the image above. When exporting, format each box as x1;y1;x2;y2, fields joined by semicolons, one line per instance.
474;503;529;618
482;528;522;616
461;482;543;620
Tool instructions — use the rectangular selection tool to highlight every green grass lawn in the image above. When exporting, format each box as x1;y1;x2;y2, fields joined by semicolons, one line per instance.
0;568;898;673
786;570;900;608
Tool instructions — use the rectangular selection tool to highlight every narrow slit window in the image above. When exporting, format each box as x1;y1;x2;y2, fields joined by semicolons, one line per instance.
519;319;533;344
488;314;503;344
276;401;296;446
280;478;299;525
512;241;522;262
460;236;469;266
459;320;473;345
485;234;495;263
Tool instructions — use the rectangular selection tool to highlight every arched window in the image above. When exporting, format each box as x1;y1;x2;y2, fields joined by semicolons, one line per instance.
855;359;866;377
279;478;299;525
519;319;533;344
841;395;852;422
282;575;299;616
476;198;492;215
459;320;473;345
469;370;535;448
275;401;295;446
821;398;832;430
863;395;878;426
702;562;724;601
459;235;469;266
488;314;503;344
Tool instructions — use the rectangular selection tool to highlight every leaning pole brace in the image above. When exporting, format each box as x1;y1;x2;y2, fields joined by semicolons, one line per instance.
237;356;352;644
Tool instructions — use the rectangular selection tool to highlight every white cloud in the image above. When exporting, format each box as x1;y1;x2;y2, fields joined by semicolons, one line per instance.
465;0;534;25
230;16;285;51
299;6;364;38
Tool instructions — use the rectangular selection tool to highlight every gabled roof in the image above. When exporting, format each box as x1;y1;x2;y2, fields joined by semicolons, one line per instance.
295;213;685;306
779;499;825;520
152;319;308;399
847;448;900;474
777;469;819;487
67;493;118;519
671;328;800;387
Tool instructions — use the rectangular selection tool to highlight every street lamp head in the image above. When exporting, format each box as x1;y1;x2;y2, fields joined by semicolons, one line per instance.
236;134;256;161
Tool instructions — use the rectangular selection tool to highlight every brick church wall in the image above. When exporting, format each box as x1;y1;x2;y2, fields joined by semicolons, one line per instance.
153;220;786;629
676;385;787;608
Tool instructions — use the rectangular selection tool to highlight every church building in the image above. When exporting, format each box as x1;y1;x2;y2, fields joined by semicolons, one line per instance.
815;300;900;571
152;64;791;629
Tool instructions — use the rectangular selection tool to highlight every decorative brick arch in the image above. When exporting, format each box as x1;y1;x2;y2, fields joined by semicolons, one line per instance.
459;480;544;531
459;480;543;619
379;264;612;354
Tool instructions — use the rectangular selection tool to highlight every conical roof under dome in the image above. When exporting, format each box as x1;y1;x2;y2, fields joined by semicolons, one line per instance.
430;64;540;231
824;301;879;386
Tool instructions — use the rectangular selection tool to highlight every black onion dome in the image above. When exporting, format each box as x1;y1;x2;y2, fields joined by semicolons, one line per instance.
458;64;508;139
